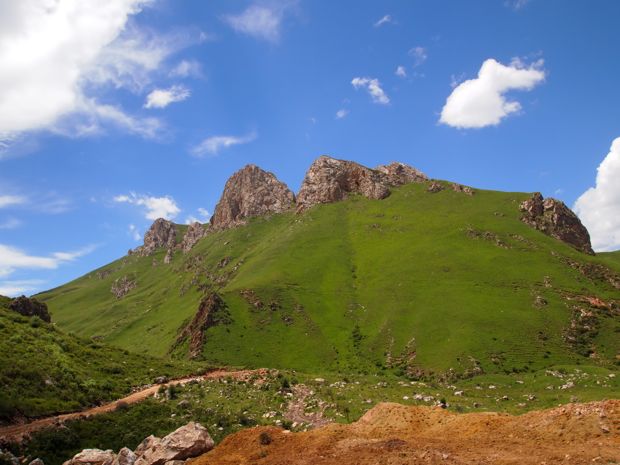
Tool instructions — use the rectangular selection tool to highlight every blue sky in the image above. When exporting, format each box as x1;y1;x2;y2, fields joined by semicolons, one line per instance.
1;0;620;296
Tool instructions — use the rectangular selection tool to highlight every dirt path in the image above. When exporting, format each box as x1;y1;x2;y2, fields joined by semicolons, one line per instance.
0;369;269;442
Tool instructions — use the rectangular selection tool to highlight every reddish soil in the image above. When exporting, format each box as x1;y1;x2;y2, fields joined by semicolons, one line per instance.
190;400;620;465
0;369;270;442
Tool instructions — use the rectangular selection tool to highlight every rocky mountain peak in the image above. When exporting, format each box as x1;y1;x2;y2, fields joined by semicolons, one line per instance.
520;192;594;254
296;156;390;212
210;164;295;230
375;161;428;186
135;218;177;256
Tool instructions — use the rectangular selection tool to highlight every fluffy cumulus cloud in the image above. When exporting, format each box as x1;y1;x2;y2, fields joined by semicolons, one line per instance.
574;138;620;252
144;85;190;109
223;2;297;42
0;0;193;144
351;77;390;105
190;131;257;157
0;243;96;279
440;58;545;129
114;192;180;220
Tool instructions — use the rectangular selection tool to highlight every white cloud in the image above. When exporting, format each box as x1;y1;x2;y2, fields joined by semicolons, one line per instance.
0;218;22;230
114;192;180;220
351;77;390;105
409;46;427;67
128;223;141;241
0;0;192;144
0;279;46;297
185;207;211;224
574;138;620;252
336;109;349;119
0;195;27;209
506;0;530;10
169;59;202;78
439;58;545;129
374;15;393;27
223;2;296;42
0;243;96;278
395;66;407;78
190;131;257;157
144;85;190;109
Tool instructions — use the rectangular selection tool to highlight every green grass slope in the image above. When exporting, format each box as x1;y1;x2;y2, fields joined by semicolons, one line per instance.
0;299;202;422
38;182;620;377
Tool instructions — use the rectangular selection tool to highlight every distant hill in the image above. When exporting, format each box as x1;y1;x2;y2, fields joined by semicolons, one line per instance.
37;158;620;378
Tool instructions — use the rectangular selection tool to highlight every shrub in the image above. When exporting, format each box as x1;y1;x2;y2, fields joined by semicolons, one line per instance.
259;431;272;445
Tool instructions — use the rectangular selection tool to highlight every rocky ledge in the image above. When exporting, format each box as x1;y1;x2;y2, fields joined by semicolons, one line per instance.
210;164;295;230
8;296;51;323
520;192;594;255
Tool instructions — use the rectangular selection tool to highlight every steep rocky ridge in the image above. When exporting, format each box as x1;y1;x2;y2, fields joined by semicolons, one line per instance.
520;193;594;254
133;219;177;257
210;164;295;230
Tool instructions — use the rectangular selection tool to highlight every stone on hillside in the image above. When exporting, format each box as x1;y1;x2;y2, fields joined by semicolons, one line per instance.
111;276;137;299
63;449;115;465
112;449;136;465
29;459;45;465
9;296;51;322
134;436;160;457
180;222;209;252
375;162;428;186
210;164;295;230
451;183;474;195
133;422;214;465
427;181;444;193
136;219;177;256
296;156;390;211
520;193;594;255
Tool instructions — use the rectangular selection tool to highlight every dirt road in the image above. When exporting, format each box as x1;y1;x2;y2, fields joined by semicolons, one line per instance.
0;369;269;442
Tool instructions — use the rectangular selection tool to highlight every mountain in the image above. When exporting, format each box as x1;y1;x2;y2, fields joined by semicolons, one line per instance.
36;156;620;377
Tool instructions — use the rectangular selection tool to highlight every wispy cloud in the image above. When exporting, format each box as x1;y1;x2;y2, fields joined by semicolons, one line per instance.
0;218;22;230
128;223;141;241
440;58;545;129
505;0;531;10
185;207;211;224
395;66;407;78
169;60;203;78
0;279;46;297
190;131;258;157
223;2;297;42
351;77;390;105
0;243;97;279
144;85;191;109
336;109;349;119
409;46;428;67
114;192;180;221
374;14;394;27
0;195;27;209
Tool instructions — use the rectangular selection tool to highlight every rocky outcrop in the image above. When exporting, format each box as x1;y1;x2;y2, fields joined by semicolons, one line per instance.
9;296;51;323
375;162;428;186
63;424;213;465
520;193;594;255
111;276;137;299
134;219;177;257
451;183;474;195
134;423;214;465
210;165;295;230
296;156;390;211
173;293;232;358
427;181;444;193
180;222;209;253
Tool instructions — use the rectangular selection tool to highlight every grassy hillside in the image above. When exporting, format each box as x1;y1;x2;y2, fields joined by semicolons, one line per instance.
38;182;620;377
0;299;204;422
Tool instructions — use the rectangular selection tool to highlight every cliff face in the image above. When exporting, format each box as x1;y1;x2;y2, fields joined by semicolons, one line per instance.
134;218;177;256
520;193;594;254
210;164;295;230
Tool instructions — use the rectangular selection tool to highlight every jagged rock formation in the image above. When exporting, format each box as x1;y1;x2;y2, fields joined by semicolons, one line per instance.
520;193;594;255
9;296;51;322
63;423;213;465
173;293;232;358
375;162;428;186
134;219;177;256
296;156;390;211
180;222;209;252
210;164;295;230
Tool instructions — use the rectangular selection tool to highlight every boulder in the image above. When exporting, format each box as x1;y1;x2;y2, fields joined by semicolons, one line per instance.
296;156;390;211
63;449;115;465
112;449;136;465
451;183;474;195
426;181;444;193
134;436;160;457
134;422;214;465
180;222;209;252
519;193;594;254
375;162;428;186
135;219;177;256
210;165;295;230
9;296;51;322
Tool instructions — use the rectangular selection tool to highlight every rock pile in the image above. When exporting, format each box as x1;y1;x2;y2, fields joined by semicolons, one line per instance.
8;296;51;322
520;193;594;254
62;423;214;465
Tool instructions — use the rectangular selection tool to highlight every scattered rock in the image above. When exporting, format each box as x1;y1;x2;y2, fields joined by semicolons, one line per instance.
111;276;137;299
426;181;444;193
210;164;295;230
9;296;51;322
134;422;214;465
519;193;594;254
451;183;474;195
